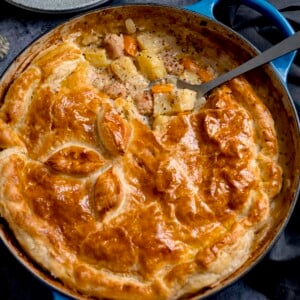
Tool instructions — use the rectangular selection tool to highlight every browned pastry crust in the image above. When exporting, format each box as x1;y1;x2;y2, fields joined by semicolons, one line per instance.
0;11;282;300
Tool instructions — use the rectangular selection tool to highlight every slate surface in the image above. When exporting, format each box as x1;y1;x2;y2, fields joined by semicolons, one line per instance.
0;1;299;299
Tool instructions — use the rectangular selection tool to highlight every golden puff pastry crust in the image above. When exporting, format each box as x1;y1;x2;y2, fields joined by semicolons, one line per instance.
0;9;283;300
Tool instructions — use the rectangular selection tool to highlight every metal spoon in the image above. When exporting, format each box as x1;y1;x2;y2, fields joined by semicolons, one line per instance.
152;31;300;98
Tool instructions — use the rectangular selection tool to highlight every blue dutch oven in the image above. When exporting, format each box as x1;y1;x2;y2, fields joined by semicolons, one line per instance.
0;1;299;299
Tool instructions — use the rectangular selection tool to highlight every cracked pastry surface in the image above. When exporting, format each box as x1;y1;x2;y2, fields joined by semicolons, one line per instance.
0;11;282;300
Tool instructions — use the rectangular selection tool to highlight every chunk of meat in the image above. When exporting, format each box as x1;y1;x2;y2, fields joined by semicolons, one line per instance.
134;90;153;115
104;34;124;59
161;54;184;75
104;81;127;99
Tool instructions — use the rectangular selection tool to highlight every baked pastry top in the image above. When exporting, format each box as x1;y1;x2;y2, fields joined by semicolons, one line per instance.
0;11;282;300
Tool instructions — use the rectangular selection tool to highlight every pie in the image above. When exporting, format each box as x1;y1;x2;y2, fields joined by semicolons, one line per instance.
0;8;282;300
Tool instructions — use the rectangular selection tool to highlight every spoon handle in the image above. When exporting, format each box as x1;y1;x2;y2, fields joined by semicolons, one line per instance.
198;31;300;96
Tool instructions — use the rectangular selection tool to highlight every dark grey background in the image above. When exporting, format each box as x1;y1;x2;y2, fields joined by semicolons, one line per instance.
0;1;299;299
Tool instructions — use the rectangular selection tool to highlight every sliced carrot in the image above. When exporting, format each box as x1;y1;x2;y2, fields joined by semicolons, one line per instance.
151;83;174;94
197;67;213;82
182;57;199;73
182;57;213;82
124;35;138;56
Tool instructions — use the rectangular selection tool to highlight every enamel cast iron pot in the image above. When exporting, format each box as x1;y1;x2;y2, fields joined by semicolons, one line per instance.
0;0;299;299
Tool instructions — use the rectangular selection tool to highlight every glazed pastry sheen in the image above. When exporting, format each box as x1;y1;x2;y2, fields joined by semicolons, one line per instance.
0;12;282;300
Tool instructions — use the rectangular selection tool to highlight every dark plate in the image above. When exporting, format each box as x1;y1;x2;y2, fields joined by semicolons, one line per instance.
5;0;110;14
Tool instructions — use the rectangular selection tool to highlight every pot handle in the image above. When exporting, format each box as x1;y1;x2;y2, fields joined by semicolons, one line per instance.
185;0;296;83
